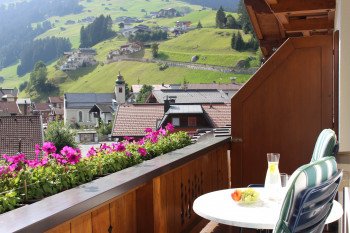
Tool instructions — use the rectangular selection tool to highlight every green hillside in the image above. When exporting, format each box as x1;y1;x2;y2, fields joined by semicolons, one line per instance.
157;28;258;67
37;0;203;48
59;61;250;93
0;0;257;97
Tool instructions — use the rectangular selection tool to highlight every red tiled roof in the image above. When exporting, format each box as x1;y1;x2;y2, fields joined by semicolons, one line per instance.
203;104;231;128
0;101;20;115
112;104;164;137
49;96;63;103
34;103;51;111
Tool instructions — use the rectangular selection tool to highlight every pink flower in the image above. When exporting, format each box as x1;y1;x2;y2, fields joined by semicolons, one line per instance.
87;147;97;157
42;142;56;154
35;144;41;158
145;128;153;133
115;143;126;152
138;147;147;156
159;128;167;136
100;143;110;151
124;136;134;141
125;151;132;157
0;166;9;176
138;139;145;145
61;146;81;165
150;136;158;143
165;123;174;132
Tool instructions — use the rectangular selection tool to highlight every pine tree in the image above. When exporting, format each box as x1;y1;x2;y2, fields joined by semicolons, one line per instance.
237;0;253;33
234;32;244;51
216;6;226;29
226;14;238;29
197;21;203;29
231;32;236;49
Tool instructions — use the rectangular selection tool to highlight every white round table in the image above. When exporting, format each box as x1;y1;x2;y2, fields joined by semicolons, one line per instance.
193;188;343;230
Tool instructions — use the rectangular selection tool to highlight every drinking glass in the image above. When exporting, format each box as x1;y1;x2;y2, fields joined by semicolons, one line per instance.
264;153;282;200
280;173;289;187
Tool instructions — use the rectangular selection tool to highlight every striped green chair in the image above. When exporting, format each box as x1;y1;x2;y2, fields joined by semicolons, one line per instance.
274;156;342;233
311;129;338;162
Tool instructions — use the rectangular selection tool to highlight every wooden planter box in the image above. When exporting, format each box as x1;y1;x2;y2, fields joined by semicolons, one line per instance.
0;137;230;233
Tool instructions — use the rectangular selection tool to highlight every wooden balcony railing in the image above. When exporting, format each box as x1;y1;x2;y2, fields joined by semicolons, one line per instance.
0;137;230;233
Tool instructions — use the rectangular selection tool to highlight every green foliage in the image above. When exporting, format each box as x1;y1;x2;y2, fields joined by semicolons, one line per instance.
17;37;72;76
237;0;253;34
129;30;168;43
231;32;258;51
18;81;28;92
45;121;77;152
136;84;153;103
80;15;116;48
0;76;4;83
97;121;112;136
226;14;239;29
216;6;227;29
151;43;159;58
0;131;192;214
197;21;203;29
26;61;59;98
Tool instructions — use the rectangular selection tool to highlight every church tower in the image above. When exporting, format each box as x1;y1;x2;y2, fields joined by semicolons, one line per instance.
115;71;126;104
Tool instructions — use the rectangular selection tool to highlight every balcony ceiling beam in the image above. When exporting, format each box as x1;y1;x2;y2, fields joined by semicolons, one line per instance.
283;17;334;31
269;0;336;13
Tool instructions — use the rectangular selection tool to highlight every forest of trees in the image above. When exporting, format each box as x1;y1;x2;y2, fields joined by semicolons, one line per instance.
0;0;82;69
182;0;239;11
17;37;71;76
129;30;168;43
80;15;116;48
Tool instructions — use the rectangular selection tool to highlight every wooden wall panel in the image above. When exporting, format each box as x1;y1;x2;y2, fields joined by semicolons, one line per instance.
92;204;110;233
231;35;334;186
45;222;70;233
71;213;92;233
136;182;154;233
43;140;230;233
110;191;136;233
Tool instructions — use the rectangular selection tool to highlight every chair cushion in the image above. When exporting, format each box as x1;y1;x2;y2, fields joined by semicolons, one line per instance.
274;156;337;233
311;129;337;162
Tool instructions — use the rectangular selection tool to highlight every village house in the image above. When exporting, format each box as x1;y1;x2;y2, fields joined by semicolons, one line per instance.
48;96;64;122
30;102;51;124
0;101;20;116
146;89;233;104
0;88;18;102
64;72;126;127
156;8;181;18
60;48;97;71
120;26;151;38
111;102;231;139
16;98;31;115
115;16;143;25
175;21;192;30
107;42;143;61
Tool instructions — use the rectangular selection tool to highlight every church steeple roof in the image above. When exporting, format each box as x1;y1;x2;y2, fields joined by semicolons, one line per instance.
116;71;125;85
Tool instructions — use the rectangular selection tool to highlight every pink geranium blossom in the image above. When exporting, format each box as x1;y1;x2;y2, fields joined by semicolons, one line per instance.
124;136;134;141
87;147;97;157
138;147;147;156
145;128;153;133
61;146;81;165
42;142;57;154
165;123;175;132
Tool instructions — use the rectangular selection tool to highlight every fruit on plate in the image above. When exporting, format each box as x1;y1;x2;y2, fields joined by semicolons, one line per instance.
231;188;259;203
231;189;242;201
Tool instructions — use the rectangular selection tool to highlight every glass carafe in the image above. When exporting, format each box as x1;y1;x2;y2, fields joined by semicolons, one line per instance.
264;153;282;200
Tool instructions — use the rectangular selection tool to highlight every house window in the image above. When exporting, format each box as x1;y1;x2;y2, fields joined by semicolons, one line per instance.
78;111;83;122
172;117;180;126
119;87;123;93
188;117;197;127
